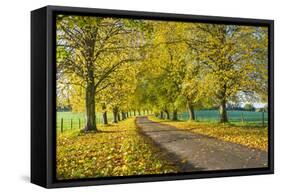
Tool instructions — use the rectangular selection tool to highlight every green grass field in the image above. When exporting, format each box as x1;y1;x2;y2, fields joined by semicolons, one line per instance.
56;112;113;132
56;110;268;133
178;110;268;124
56;111;142;132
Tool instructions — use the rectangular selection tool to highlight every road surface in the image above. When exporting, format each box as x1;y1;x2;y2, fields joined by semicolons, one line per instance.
136;116;268;172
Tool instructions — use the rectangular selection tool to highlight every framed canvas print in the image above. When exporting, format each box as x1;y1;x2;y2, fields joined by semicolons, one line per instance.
31;5;274;188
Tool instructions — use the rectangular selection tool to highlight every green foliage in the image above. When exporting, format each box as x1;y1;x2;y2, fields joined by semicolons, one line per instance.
244;103;255;111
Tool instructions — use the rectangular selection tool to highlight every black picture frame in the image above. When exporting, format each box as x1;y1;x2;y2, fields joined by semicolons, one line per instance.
31;5;274;188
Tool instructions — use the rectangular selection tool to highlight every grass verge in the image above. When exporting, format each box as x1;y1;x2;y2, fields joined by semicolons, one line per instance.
149;116;268;152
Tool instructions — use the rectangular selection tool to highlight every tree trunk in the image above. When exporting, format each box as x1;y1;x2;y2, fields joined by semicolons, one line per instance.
134;110;136;116
172;110;178;121
117;112;121;121
121;112;126;120
83;29;98;132
160;111;164;119
219;99;228;122
113;107;118;123
138;110;141;116
126;112;129;118
186;101;195;121
103;111;108;124
102;103;108;125
164;110;170;120
84;81;97;132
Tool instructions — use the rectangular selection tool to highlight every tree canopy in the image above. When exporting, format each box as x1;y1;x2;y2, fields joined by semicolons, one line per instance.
57;15;268;131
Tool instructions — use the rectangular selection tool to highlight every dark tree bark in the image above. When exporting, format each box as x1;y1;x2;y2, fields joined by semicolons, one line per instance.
160;111;164;119
133;110;136;116
117;112;121;121
164;110;170;120
121;112;126;120
83;29;98;132
138;110;141;116
186;101;195;121
219;99;228;122
84;79;97;132
126;112;129;118
101;103;108;125
103;111;108;124
172;110;178;121
113;107;118;123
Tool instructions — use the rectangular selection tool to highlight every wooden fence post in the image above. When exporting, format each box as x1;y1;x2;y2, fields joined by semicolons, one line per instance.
61;118;63;133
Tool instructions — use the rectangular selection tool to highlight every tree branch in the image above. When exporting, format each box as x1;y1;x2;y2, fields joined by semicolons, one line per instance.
94;58;141;89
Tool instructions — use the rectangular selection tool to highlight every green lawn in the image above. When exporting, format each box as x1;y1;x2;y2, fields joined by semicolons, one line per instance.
178;110;268;125
57;110;267;133
56;112;113;132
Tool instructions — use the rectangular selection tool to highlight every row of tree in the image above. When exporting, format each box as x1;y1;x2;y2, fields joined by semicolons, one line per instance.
57;15;268;131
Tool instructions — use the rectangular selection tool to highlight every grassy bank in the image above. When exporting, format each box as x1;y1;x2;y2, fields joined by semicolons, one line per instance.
149;116;268;152
56;117;178;180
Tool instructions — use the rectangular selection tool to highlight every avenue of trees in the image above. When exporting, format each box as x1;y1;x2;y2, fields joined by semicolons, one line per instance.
56;15;268;132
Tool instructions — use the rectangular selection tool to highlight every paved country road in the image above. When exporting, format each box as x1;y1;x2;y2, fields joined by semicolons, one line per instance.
136;116;268;172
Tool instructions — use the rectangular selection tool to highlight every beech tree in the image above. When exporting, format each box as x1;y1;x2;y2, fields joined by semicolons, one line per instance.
183;24;268;122
57;16;143;131
56;16;268;125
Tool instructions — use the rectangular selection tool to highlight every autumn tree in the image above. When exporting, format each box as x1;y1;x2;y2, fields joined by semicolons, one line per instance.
56;16;268;125
57;16;143;131
141;21;188;120
97;62;138;124
184;24;268;122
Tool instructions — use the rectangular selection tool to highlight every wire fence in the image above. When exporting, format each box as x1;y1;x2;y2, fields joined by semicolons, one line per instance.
56;111;149;133
176;110;268;126
57;110;268;133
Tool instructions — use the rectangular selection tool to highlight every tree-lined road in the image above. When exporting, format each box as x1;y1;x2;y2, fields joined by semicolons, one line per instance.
136;117;268;171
